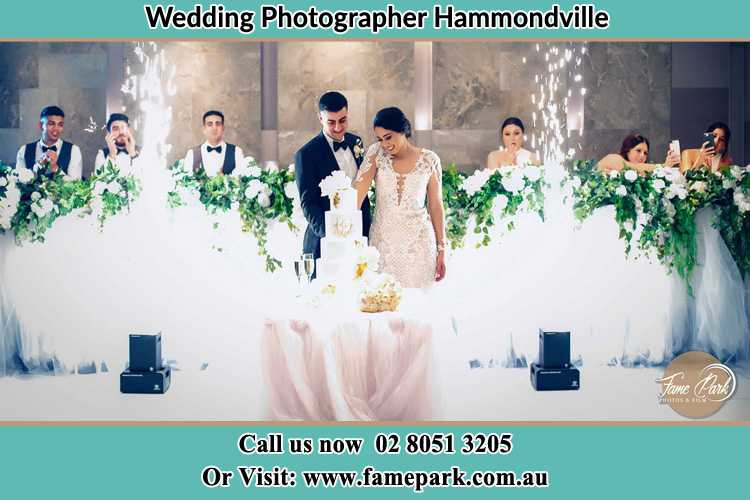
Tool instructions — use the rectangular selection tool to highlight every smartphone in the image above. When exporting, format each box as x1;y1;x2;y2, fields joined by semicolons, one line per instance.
670;140;681;157
702;132;715;149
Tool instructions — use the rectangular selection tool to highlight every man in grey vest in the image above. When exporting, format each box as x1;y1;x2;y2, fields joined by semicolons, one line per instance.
15;105;82;179
183;110;244;176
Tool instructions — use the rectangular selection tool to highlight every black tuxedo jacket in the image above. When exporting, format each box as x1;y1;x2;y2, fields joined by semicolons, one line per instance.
294;131;372;259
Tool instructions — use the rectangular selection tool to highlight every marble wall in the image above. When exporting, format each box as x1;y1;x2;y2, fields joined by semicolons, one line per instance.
433;42;565;170
276;42;414;167
0;42;699;174
121;42;262;166
582;43;672;162
0;43;108;177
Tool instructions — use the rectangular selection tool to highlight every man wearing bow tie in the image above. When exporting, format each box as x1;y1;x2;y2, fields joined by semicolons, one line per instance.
94;113;139;172
294;91;372;264
183;110;245;176
15;105;83;179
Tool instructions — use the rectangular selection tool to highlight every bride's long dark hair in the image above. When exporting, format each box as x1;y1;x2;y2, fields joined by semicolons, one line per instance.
373;107;412;138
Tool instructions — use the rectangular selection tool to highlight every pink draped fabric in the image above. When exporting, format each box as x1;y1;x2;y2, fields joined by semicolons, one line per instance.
262;316;435;421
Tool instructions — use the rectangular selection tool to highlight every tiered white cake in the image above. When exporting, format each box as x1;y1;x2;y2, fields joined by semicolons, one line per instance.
316;185;368;280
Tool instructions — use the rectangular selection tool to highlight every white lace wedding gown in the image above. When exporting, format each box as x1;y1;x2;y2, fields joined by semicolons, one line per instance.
361;144;440;289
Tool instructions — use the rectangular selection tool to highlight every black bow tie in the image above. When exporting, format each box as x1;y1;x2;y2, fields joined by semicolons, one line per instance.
41;145;57;153
333;140;348;153
207;145;223;154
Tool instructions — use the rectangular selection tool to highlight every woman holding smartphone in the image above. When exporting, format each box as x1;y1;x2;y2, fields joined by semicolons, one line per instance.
680;121;734;172
596;133;680;173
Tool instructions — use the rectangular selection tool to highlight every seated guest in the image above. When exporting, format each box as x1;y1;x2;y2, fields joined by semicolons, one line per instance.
487;117;540;169
183;110;244;176
681;121;733;172
597;133;679;174
16;105;82;179
94;113;139;172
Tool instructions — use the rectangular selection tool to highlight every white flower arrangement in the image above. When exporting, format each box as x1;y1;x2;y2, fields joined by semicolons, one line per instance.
615;185;628;196
354;245;380;280
461;168;492;196
319;170;351;198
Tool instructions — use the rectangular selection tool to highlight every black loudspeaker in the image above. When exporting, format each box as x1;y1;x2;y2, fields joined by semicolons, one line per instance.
530;363;580;391
120;367;171;394
129;333;162;372
538;329;570;368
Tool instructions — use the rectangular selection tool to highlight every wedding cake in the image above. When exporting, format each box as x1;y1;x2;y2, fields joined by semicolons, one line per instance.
316;171;369;281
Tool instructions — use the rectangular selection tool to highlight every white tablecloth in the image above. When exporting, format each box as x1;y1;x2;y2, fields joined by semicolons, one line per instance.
262;291;452;421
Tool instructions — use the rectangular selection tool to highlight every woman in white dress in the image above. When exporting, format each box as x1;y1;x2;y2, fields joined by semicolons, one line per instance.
678;122;750;362
487;117;540;169
353;107;447;289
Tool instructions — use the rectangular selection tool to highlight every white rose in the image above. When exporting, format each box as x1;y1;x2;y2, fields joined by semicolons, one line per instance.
287;163;295;173
723;178;737;190
571;177;582;189
493;194;509;212
690;181;706;194
652;179;666;191
248;166;262;178
31;191;41;202
608;170;620;179
615;185;628;196
0;177;7;187
245;179;264;199
501;175;524;193
257;187;271;208
41;198;55;214
624;170;638;182
4;185;20;205
16;168;34;184
93;182;106;197
499;166;514;176
523;165;542;182
284;181;298;199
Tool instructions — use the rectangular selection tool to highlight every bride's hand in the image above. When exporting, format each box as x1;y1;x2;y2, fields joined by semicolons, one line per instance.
435;251;446;282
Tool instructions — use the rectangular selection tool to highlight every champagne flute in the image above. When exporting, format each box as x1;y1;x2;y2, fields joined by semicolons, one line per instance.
302;253;315;285
293;259;303;297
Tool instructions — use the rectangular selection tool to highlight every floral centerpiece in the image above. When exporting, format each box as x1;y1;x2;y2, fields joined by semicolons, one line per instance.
167;157;298;272
443;162;546;249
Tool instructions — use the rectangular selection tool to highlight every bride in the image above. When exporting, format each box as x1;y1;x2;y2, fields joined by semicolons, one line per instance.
353;107;447;289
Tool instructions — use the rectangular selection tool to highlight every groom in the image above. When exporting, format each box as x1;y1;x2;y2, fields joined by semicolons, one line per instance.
294;91;372;265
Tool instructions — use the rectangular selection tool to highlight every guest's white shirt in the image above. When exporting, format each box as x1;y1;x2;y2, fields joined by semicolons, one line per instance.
95;148;136;174
323;132;358;181
15;139;82;180
183;141;244;177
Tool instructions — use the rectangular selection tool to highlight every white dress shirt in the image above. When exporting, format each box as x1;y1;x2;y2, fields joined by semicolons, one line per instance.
95;148;136;174
183;141;245;177
15;139;82;180
323;132;358;181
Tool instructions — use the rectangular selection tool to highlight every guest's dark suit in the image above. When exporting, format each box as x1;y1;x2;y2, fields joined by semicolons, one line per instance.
294;131;372;261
